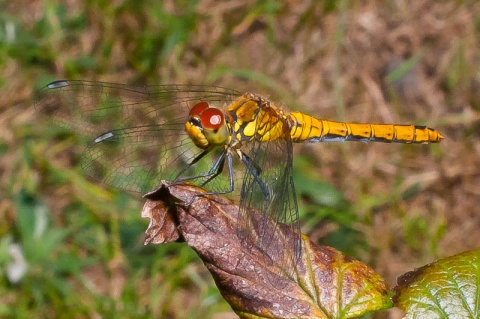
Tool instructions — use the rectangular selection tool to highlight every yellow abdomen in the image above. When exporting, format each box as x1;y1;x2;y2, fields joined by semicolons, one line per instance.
289;112;443;144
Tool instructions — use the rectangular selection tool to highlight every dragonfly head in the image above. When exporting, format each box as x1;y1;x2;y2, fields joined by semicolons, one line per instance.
185;101;229;150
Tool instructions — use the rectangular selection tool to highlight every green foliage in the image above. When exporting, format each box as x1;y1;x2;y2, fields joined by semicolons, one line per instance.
394;249;480;318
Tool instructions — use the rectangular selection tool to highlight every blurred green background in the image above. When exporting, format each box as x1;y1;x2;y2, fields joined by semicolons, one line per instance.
1;1;479;318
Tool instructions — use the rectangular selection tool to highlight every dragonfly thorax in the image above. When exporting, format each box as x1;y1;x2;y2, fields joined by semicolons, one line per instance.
185;101;230;151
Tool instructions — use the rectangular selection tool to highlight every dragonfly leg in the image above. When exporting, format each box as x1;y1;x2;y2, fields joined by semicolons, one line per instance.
174;150;210;181
184;152;235;206
240;152;270;202
198;151;235;194
175;148;229;184
240;151;275;250
240;152;262;176
200;153;226;187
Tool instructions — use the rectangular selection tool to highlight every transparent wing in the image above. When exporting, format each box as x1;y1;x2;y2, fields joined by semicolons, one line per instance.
35;80;241;193
237;105;301;279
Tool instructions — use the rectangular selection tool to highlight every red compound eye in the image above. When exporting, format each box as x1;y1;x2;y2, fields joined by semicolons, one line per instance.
200;107;224;129
189;101;209;117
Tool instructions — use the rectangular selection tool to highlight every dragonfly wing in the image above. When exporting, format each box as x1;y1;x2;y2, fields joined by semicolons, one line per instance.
237;114;301;279
80;125;202;193
35;80;240;193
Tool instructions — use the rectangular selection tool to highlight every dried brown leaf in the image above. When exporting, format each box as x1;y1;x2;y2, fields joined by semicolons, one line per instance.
143;182;392;318
142;185;182;244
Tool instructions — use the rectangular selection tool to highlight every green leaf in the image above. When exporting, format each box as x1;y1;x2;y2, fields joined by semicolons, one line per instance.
393;249;480;318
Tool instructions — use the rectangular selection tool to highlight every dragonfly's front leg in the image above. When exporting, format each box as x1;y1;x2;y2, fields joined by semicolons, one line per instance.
174;150;210;181
183;151;235;206
174;148;228;185
199;149;228;187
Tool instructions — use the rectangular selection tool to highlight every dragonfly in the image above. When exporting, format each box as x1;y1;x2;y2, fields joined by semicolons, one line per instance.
35;80;443;267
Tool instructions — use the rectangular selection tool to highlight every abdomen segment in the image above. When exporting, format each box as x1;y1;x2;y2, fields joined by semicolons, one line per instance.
289;112;443;144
